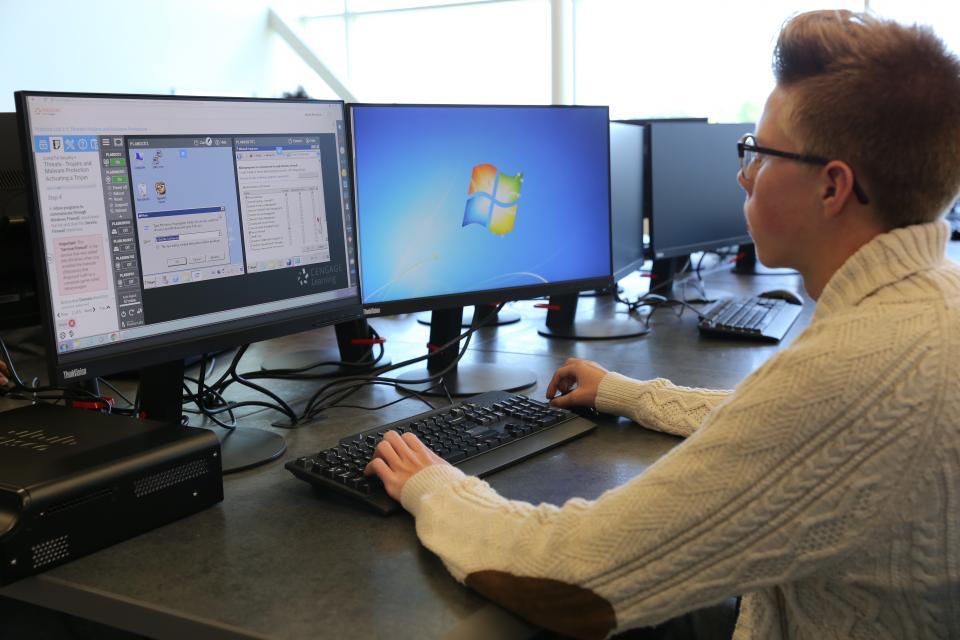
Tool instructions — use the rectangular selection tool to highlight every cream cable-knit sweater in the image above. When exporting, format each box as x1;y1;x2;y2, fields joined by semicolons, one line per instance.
400;221;960;640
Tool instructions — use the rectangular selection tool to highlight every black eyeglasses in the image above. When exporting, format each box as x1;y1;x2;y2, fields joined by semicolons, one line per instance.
737;134;870;205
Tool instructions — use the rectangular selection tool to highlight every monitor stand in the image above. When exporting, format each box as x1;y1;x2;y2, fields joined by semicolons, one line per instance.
140;360;286;474
537;292;650;340
259;318;391;376
732;243;798;275
396;306;536;397
648;255;691;298
416;303;521;328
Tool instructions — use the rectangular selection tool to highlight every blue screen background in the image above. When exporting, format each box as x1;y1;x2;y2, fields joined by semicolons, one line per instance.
352;106;611;304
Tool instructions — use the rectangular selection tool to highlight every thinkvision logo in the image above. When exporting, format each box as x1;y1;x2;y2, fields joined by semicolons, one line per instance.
62;367;87;379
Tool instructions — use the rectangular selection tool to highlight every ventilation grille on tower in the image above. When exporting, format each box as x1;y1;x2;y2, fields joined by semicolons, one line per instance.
42;486;116;517
31;534;70;569
133;458;211;498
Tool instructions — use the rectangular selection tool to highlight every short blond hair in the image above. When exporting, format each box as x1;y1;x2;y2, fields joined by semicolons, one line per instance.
774;10;960;227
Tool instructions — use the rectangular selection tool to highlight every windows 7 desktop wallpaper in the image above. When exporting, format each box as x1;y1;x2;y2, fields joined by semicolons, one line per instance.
352;105;611;305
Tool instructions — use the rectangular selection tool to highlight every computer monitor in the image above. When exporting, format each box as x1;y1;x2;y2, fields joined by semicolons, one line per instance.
16;91;363;470
610;121;646;282
0;112;40;331
350;103;613;394
644;121;753;293
534;120;652;341
647;121;753;259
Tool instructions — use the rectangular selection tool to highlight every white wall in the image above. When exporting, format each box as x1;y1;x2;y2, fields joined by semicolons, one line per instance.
0;0;336;113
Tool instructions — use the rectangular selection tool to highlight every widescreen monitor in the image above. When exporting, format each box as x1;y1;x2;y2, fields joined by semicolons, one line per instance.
16;92;362;393
350;103;612;393
647;121;753;259
609;121;646;281
351;104;613;314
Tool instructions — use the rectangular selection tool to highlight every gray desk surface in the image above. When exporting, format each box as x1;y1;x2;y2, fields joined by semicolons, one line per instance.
0;267;810;639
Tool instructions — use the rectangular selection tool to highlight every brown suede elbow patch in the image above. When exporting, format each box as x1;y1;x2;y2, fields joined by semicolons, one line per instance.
465;570;616;640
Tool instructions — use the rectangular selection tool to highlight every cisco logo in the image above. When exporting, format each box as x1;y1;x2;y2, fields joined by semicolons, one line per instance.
1;429;78;452
62;367;87;380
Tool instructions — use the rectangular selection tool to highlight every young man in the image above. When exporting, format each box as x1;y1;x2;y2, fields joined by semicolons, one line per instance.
366;10;960;639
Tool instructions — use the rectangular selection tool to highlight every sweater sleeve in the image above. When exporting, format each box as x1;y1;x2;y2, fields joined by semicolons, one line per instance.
595;373;733;438
399;310;940;640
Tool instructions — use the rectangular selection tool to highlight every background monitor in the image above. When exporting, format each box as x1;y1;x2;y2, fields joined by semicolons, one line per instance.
532;119;651;342
609;121;646;281
17;91;363;469
646;121;753;259
0;112;39;331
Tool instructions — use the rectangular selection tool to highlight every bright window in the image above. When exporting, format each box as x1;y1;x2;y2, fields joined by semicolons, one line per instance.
299;0;551;104
572;0;862;122
292;1;957;122
867;1;960;54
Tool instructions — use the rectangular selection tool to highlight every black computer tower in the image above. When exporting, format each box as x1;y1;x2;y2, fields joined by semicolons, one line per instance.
0;403;223;584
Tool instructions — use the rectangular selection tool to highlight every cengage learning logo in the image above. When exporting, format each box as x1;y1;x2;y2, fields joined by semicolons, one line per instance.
297;267;309;286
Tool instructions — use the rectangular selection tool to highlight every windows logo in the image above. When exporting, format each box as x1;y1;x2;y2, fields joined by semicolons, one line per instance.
462;164;523;236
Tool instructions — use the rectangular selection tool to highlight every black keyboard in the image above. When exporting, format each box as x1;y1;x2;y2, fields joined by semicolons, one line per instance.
698;295;802;342
286;390;597;514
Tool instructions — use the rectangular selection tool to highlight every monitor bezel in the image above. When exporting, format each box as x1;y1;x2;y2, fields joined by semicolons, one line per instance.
15;90;363;386
348;102;614;318
642;120;753;260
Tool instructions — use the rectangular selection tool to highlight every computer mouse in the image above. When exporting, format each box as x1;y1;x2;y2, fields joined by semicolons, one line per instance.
758;289;803;305
566;405;600;419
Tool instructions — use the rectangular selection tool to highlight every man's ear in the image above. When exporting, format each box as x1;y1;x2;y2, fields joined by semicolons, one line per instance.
820;160;857;217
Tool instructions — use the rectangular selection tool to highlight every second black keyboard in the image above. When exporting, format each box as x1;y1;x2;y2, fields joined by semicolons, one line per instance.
286;390;597;514
698;295;802;342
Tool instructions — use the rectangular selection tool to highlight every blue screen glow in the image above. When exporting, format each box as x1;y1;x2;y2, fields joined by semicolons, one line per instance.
351;105;612;305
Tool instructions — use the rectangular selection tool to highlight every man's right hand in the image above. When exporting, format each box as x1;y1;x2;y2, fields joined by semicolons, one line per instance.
545;357;609;409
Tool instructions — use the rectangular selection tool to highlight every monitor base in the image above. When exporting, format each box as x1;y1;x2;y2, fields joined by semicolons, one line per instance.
416;306;521;328
138;360;288;476
261;347;390;377
261;318;389;377
733;263;799;276
395;363;536;397
578;284;623;298
732;243;799;275
536;293;650;340
218;427;287;474
538;316;650;340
